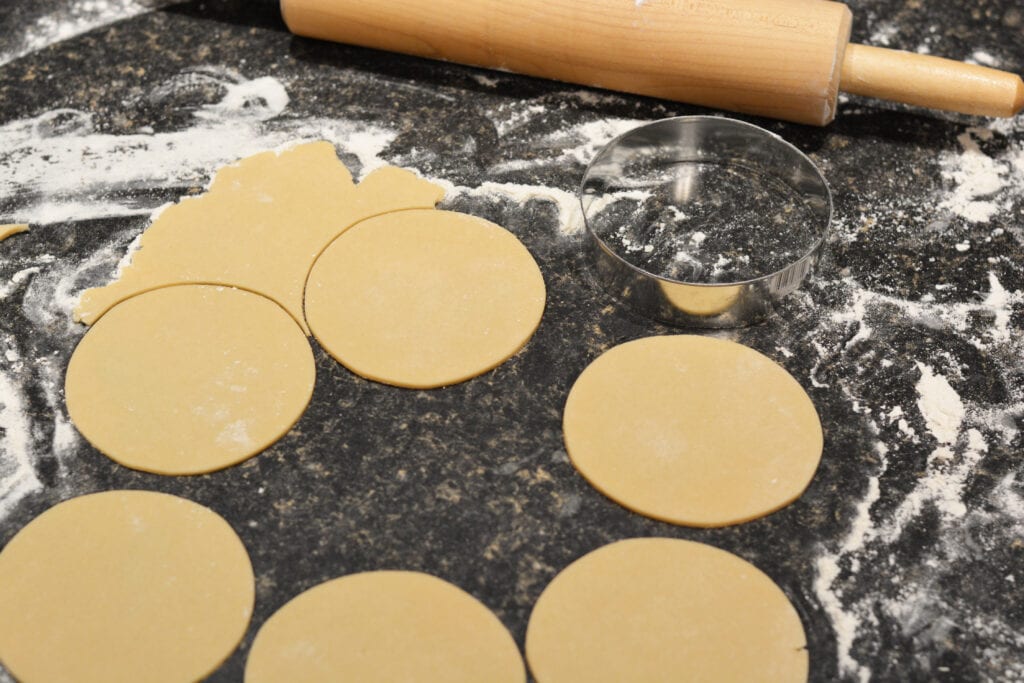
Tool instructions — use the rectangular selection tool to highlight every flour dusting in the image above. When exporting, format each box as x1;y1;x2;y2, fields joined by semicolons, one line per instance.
915;363;965;445
0;371;42;518
0;69;398;226
453;181;582;235
938;125;1024;224
809;262;1024;679
0;0;166;67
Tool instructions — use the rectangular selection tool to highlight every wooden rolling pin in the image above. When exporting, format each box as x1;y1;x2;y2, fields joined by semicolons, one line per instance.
277;0;1024;125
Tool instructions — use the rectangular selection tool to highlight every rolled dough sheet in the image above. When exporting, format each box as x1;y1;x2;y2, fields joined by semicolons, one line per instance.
245;571;525;683
74;141;445;333
65;284;315;475
525;537;808;683
0;223;28;241
305;209;546;389
563;335;822;527
0;490;255;683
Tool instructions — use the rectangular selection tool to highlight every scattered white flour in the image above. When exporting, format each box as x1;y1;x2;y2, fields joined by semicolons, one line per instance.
0;0;166;67
814;552;873;683
489;102;549;137
915;363;965;445
0;68;396;225
550;117;651;166
485;109;650;173
194;76;290;123
868;22;900;47
0;370;42;519
471;73;500;88
938;126;1023;224
0;267;42;301
810;266;1024;680
968;50;1000;67
446;180;582;236
983;271;1012;343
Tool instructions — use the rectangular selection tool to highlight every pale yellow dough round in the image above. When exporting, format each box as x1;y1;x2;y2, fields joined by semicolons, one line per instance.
245;571;525;683
525;537;808;683
0;490;255;683
563;335;822;527
304;209;546;389
66;284;315;475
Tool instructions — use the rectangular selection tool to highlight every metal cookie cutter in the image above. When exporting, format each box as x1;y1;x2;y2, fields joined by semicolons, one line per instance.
579;116;832;327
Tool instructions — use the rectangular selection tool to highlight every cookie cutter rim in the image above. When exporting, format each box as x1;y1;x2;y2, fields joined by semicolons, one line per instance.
578;115;833;328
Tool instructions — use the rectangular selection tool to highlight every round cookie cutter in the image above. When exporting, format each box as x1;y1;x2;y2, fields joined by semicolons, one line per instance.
579;116;832;327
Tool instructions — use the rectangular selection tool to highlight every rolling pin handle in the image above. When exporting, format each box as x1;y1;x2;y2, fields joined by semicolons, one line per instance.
840;43;1024;118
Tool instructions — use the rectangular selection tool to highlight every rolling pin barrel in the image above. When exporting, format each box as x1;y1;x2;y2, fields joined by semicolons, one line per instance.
280;0;1024;125
282;0;853;125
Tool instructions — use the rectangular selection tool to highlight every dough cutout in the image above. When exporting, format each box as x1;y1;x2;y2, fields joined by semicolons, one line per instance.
245;571;525;683
305;209;546;389
0;490;254;683
526;537;807;683
563;335;822;526
66;284;315;475
74;141;445;333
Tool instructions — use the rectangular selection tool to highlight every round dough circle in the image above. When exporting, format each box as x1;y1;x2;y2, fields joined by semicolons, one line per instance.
245;571;525;682
304;209;546;389
66;284;315;475
563;335;822;526
0;490;255;683
525;537;808;683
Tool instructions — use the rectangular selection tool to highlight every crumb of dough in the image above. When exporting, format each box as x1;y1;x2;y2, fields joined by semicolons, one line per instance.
0;223;29;241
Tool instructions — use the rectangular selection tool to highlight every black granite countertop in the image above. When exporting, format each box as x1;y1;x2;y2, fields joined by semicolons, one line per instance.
1;1;1022;681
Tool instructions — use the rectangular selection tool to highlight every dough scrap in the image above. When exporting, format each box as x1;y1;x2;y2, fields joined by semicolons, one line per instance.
245;571;525;683
0;224;28;241
563;335;822;526
525;537;808;683
305;209;546;389
0;490;254;683
74;141;445;333
66;284;315;474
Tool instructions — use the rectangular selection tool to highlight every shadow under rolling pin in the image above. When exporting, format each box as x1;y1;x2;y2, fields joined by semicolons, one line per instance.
275;0;1024;125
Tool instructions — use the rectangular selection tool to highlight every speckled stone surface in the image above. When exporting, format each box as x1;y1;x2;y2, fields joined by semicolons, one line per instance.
1;1;1023;681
